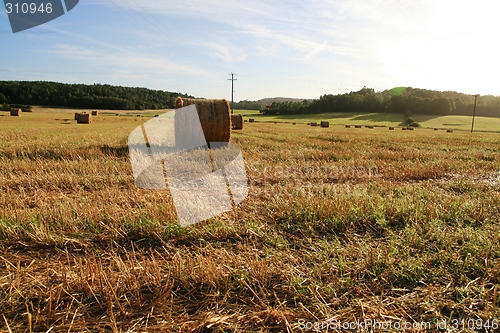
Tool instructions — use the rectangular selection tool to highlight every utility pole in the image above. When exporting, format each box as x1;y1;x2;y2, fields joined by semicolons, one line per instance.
471;94;478;133
228;73;237;114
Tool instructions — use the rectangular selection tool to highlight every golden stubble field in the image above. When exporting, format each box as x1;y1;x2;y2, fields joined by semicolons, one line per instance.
1;109;500;332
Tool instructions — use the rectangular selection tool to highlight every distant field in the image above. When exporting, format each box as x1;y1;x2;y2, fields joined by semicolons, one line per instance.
1;108;499;331
234;109;500;132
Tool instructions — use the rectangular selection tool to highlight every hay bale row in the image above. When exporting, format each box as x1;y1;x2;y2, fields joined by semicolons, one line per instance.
10;108;22;116
231;114;243;130
76;113;92;124
175;97;231;145
320;121;330;128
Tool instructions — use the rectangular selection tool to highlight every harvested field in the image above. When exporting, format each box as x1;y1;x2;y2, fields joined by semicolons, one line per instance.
0;110;499;332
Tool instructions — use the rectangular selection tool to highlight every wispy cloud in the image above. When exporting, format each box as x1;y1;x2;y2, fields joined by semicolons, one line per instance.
51;43;213;78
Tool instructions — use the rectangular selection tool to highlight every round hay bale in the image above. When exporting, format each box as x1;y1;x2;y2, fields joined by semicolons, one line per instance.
447;129;453;133
175;97;231;144
91;110;98;116
292;122;296;125
77;113;92;124
402;127;407;131
10;108;22;116
355;125;362;128
310;122;318;127
249;118;255;123
231;114;243;130
434;128;439;131
345;125;351;128
408;127;414;131
320;121;330;128
389;127;395;130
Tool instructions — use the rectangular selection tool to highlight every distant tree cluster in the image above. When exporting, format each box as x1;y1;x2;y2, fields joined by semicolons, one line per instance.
233;97;313;110
0;81;193;110
261;87;500;117
232;100;262;110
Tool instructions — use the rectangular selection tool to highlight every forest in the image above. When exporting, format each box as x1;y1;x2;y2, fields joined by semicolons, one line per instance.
0;81;192;110
1;81;499;117
263;87;500;117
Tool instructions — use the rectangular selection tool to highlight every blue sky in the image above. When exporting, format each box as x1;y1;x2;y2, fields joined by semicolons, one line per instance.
1;0;499;101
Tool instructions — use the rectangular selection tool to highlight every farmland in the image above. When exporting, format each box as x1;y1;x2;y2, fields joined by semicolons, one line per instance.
234;109;500;132
1;108;500;332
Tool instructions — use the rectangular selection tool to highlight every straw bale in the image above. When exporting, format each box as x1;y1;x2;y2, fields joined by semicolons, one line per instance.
91;110;98;116
76;113;92;124
175;97;231;145
231;114;243;130
10;108;21;116
320;121;330;128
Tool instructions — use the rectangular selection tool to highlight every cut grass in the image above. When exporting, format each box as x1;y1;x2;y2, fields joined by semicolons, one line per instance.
0;108;499;331
234;109;500;132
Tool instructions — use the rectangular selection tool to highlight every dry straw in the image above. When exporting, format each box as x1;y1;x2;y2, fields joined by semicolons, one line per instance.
76;113;92;124
175;97;231;144
10;108;22;116
320;121;329;128
231;114;243;130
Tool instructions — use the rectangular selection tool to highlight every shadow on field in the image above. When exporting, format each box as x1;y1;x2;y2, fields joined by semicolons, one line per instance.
100;144;129;157
350;113;406;123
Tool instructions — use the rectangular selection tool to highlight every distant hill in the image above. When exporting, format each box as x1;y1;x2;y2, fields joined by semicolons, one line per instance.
262;87;500;118
234;97;312;110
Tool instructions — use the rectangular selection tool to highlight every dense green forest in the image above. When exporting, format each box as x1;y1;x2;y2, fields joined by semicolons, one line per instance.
0;81;192;110
262;87;500;117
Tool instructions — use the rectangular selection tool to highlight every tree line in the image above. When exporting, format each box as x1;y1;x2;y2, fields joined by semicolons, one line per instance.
0;81;193;110
262;87;500;117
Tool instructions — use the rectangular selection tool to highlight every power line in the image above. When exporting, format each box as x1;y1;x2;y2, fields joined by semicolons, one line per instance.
471;94;478;133
228;73;237;114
